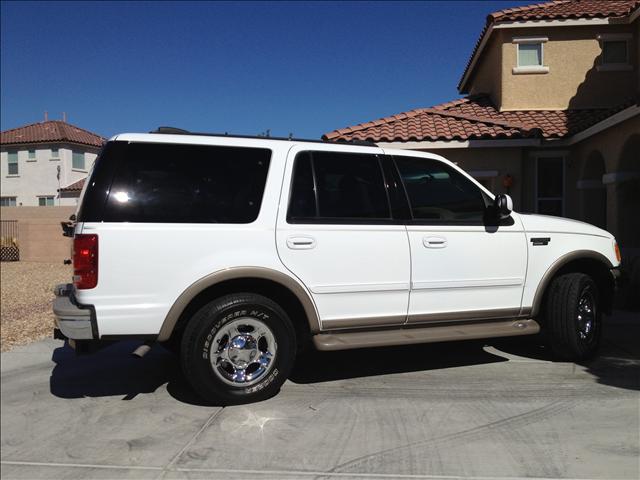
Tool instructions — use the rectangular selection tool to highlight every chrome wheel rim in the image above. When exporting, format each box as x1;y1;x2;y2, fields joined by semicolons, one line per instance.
576;286;596;341
210;317;277;387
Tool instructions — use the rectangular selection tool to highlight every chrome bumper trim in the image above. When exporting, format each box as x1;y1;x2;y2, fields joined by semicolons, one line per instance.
53;283;94;340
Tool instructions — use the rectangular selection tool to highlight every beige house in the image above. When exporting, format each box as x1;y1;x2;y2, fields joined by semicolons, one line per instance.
0;120;104;207
324;0;640;265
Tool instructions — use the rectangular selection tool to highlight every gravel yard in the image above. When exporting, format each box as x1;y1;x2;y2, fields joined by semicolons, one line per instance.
0;262;71;352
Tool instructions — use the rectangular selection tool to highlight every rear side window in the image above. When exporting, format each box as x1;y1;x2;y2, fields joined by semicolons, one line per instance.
102;142;271;223
288;151;391;223
395;156;488;223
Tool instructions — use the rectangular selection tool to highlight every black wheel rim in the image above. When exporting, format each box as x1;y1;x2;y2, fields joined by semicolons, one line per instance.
576;285;596;341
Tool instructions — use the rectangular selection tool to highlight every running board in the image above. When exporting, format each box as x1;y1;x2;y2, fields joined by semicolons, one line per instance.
312;319;540;351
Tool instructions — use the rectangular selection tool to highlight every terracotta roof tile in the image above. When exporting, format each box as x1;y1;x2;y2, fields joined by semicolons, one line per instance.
322;95;634;142
490;0;639;22
459;0;640;91
59;177;86;193
1;121;105;147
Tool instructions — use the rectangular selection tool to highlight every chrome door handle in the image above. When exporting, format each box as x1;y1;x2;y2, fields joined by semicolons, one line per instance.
423;236;447;248
286;236;316;250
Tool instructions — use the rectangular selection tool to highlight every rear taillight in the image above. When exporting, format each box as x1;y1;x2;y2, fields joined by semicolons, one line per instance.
73;234;98;289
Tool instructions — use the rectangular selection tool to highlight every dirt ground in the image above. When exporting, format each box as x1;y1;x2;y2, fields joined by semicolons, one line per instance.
0;262;71;352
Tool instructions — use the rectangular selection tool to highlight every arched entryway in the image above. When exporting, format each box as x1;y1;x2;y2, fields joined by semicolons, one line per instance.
578;150;606;229
614;134;640;248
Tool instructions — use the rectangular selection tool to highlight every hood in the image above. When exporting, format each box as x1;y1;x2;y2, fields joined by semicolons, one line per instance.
518;213;613;239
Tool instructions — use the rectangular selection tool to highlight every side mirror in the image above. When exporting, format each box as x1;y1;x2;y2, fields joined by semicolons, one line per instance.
494;194;513;219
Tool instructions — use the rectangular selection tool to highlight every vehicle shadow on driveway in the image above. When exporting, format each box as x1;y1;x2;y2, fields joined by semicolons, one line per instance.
49;314;639;405
49;341;212;406
491;314;640;391
48;339;513;405
292;330;639;391
290;339;507;383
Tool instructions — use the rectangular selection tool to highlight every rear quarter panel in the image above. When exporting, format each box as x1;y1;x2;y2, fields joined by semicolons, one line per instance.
74;142;297;338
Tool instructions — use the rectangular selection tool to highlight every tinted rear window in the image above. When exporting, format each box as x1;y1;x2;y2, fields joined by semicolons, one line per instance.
288;151;391;223
101;142;271;223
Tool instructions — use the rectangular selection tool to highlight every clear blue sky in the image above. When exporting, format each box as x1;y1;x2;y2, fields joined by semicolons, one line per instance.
1;1;531;139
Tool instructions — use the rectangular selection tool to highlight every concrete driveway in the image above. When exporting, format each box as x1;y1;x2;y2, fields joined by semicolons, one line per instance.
1;312;639;480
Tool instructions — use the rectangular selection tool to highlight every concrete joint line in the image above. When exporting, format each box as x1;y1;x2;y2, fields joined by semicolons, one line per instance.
156;407;225;479
0;460;161;471
0;461;619;480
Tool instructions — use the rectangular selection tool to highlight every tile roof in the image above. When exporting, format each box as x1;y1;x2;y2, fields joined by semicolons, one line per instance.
59;178;86;193
459;0;640;91
490;0;640;23
1;121;105;147
322;95;634;143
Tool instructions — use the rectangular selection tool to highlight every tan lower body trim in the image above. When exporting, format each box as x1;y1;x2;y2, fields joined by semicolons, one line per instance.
312;318;540;351
407;308;521;324
321;314;407;329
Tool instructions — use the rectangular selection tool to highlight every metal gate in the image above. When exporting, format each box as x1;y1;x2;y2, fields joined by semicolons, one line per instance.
1;220;19;261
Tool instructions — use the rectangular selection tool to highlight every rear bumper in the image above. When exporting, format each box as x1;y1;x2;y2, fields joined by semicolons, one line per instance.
53;283;97;340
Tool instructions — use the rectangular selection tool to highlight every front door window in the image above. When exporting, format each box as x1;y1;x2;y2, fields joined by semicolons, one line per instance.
394;155;489;224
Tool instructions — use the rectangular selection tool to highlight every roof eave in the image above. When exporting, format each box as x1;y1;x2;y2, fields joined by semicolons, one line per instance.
0;139;104;148
458;23;494;94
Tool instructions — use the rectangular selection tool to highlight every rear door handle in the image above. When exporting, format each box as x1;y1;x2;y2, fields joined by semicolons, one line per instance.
287;236;316;250
423;236;447;248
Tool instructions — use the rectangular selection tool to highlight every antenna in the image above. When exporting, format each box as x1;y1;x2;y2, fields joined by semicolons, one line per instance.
62;112;67;122
44;111;48;121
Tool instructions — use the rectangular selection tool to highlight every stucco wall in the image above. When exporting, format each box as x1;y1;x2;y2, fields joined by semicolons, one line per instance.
469;31;503;107
1;206;75;262
568;114;640;248
1;144;97;206
500;23;638;110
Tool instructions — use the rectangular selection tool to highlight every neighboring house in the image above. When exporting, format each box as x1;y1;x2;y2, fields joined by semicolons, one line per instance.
0;120;104;206
324;0;640;257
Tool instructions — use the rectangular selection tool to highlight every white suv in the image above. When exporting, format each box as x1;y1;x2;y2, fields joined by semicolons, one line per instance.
53;129;621;404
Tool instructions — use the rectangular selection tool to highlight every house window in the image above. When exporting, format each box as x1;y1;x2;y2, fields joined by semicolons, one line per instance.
28;149;36;161
518;43;542;67
512;37;549;74
7;151;18;175
38;196;55;206
536;156;564;216
51;148;59;159
1;196;17;206
602;40;628;64
72;151;85;170
597;34;632;71
475;177;494;192
469;170;499;193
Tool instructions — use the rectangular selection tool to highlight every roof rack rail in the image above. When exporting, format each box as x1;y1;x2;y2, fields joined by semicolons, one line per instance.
150;126;191;134
148;126;376;147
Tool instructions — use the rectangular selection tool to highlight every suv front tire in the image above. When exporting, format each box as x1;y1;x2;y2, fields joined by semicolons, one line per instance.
180;293;296;404
545;272;601;361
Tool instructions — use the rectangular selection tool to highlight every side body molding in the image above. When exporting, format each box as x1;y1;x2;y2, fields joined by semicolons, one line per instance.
529;250;614;317
157;267;320;341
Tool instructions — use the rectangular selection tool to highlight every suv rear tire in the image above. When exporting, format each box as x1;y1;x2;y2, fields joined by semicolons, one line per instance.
180;293;296;405
545;272;601;361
